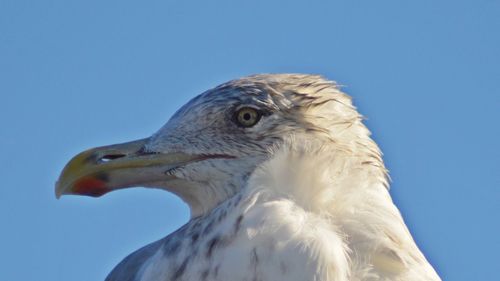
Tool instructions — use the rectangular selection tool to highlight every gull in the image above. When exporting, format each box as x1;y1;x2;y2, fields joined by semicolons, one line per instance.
56;74;441;281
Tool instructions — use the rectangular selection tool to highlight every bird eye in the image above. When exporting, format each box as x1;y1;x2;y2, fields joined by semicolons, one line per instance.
234;107;261;127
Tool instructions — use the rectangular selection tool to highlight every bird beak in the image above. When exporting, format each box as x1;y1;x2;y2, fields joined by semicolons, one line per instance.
55;138;201;199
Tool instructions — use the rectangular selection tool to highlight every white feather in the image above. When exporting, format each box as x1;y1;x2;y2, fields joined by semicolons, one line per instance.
103;74;441;281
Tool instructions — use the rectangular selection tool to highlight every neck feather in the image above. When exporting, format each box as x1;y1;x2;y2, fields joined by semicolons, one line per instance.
246;136;439;279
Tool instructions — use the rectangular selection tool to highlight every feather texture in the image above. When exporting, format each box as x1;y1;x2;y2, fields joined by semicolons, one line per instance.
101;74;440;281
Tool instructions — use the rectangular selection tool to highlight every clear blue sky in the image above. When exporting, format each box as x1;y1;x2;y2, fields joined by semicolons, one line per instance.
1;1;498;280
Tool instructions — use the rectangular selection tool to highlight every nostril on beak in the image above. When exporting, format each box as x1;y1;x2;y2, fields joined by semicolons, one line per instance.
100;154;126;163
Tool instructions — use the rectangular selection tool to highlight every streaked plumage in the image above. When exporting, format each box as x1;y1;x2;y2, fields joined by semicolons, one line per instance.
57;74;441;281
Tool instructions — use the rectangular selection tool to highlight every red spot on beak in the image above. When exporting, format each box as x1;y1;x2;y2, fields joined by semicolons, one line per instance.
73;177;109;197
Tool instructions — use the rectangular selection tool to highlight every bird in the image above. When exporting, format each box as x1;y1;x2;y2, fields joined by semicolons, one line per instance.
56;74;441;281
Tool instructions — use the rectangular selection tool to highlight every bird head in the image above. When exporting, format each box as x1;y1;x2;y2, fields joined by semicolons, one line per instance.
56;74;382;216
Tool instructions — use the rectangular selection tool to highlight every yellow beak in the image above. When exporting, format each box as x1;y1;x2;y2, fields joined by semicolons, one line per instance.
55;138;203;198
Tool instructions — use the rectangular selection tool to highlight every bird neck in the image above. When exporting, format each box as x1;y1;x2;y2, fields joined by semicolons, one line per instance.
247;136;389;213
166;173;247;219
245;137;438;279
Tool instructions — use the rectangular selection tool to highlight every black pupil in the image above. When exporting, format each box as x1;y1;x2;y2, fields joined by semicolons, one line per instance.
243;112;252;121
